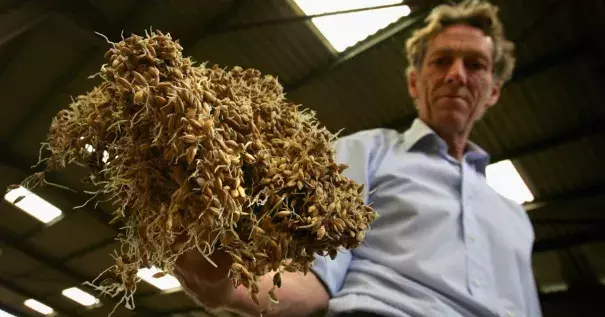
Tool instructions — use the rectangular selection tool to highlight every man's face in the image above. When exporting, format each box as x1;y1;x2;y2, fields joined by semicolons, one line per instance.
408;24;501;135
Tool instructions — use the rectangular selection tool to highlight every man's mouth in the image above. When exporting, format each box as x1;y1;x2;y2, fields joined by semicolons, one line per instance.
440;95;466;102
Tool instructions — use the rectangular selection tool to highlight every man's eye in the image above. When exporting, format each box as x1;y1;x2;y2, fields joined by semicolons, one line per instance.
467;61;486;70
432;58;449;66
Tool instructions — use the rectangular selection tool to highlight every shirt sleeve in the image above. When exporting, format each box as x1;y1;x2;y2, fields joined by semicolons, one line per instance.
526;272;543;317
310;129;393;296
311;248;353;296
525;251;543;317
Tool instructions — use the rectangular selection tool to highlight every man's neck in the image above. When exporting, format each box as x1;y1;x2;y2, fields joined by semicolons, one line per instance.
443;135;467;161
418;118;473;161
433;127;470;161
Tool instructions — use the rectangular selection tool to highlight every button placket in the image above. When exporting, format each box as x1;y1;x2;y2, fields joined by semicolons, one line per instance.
461;161;491;299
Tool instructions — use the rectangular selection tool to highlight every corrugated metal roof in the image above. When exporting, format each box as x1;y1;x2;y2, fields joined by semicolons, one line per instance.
0;0;603;315
518;134;605;198
189;0;334;85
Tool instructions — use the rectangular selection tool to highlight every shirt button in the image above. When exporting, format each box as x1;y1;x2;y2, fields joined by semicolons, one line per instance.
468;235;476;242
472;279;481;287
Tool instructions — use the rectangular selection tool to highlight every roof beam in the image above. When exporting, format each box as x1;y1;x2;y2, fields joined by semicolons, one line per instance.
539;283;605;302
508;37;588;83
0;300;33;317
0;276;76;317
0;227;159;317
0;1;52;79
209;1;413;35
533;226;605;253
525;184;605;213
285;10;427;92
1;0;147;142
0;143;122;234
4;0;248;150
3;45;99;142
0;1;51;48
491;124;604;163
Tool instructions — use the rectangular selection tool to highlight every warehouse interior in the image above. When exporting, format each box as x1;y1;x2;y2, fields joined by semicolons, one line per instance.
0;0;604;316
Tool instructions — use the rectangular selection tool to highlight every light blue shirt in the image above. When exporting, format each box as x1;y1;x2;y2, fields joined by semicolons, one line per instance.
312;119;542;317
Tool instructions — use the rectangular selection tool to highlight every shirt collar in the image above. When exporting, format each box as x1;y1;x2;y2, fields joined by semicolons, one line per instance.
402;118;490;175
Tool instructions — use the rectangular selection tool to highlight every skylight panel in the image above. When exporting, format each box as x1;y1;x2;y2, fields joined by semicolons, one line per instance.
4;186;63;224
293;0;411;52
486;160;534;204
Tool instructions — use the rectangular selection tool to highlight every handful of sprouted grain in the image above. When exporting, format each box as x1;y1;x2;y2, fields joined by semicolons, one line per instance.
23;30;377;313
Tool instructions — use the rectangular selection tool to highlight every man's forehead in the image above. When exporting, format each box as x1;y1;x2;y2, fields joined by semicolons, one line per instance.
427;24;494;57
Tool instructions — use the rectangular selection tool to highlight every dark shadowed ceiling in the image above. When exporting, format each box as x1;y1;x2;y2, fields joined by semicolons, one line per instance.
0;0;604;316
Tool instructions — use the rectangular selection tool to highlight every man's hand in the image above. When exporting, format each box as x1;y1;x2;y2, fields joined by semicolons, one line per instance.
172;237;330;316
173;244;235;308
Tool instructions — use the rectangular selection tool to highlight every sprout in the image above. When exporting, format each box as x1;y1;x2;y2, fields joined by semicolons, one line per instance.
27;30;377;312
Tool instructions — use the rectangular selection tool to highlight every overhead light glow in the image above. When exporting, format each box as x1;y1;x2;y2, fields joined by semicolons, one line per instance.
62;287;100;307
486;160;534;204
24;299;54;315
539;282;568;294
137;266;181;291
293;0;411;52
0;309;16;317
4;186;63;224
85;144;109;164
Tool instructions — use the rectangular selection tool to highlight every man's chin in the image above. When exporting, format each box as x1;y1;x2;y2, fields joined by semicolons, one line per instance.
432;113;469;134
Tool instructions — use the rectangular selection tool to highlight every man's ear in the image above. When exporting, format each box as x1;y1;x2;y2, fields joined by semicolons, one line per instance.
486;81;501;108
408;70;418;99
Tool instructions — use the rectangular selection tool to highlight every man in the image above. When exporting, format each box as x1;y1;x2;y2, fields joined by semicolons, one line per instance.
173;1;543;316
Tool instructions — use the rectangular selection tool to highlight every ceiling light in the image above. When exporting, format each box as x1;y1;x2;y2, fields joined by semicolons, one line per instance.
4;186;63;224
0;309;16;317
539;282;568;294
62;287;100;307
486;160;534;204
24;299;54;315
137;266;181;291
293;0;411;52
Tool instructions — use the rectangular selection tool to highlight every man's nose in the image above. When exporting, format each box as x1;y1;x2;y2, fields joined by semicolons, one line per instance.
444;58;467;85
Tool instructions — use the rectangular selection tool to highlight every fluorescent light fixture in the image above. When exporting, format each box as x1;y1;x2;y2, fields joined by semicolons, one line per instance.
0;309;16;317
539;282;568;294
486;160;534;204
62;287;100;307
4;186;62;224
24;299;54;315
137;266;181;291
293;0;411;52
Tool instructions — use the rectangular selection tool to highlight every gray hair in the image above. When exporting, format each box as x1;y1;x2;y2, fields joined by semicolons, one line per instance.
405;0;516;83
